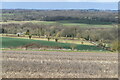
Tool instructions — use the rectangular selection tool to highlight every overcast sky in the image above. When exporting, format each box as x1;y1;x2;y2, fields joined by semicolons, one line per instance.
2;0;120;2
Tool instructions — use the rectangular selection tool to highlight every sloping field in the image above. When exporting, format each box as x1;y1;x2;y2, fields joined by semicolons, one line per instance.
2;50;118;78
2;37;105;51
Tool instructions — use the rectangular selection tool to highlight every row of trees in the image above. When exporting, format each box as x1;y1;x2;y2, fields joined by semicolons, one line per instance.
1;22;118;46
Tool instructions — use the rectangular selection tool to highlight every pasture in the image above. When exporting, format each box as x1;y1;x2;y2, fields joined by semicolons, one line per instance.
1;34;94;45
0;20;114;28
1;37;105;51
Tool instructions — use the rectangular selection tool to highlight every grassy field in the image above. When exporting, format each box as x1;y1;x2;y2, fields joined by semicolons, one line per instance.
1;37;105;51
0;20;115;28
1;34;94;45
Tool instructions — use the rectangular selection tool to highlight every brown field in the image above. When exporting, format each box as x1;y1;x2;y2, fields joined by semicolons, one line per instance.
2;50;118;78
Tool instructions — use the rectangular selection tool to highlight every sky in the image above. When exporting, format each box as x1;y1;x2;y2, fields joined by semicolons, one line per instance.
2;2;118;10
2;0;120;2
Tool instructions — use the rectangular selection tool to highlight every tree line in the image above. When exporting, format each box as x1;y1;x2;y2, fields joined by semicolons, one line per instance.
2;9;118;24
1;22;118;51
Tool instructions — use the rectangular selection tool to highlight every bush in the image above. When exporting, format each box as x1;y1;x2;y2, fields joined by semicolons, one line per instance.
70;44;77;50
111;40;118;51
29;35;32;39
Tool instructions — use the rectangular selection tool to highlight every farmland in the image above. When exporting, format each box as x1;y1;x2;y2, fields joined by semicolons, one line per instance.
1;8;118;78
0;20;115;28
1;34;94;45
2;50;118;78
1;19;118;52
1;37;105;51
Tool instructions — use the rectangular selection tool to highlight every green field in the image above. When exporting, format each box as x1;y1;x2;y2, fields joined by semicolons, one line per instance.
1;20;114;28
1;37;105;51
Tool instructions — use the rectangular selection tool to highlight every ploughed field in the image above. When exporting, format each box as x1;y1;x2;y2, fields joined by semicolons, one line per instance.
2;50;118;78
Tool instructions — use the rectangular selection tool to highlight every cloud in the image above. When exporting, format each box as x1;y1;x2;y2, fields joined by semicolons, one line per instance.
2;0;120;2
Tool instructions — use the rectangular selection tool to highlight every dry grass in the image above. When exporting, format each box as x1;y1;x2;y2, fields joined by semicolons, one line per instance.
2;50;118;78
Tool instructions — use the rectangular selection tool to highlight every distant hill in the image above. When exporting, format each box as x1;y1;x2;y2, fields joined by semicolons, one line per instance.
2;9;118;24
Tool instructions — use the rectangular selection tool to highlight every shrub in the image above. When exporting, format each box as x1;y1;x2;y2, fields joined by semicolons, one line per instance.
70;44;77;50
111;40;119;51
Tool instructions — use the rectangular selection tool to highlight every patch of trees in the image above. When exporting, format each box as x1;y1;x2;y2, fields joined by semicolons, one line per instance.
2;9;118;24
2;22;118;44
